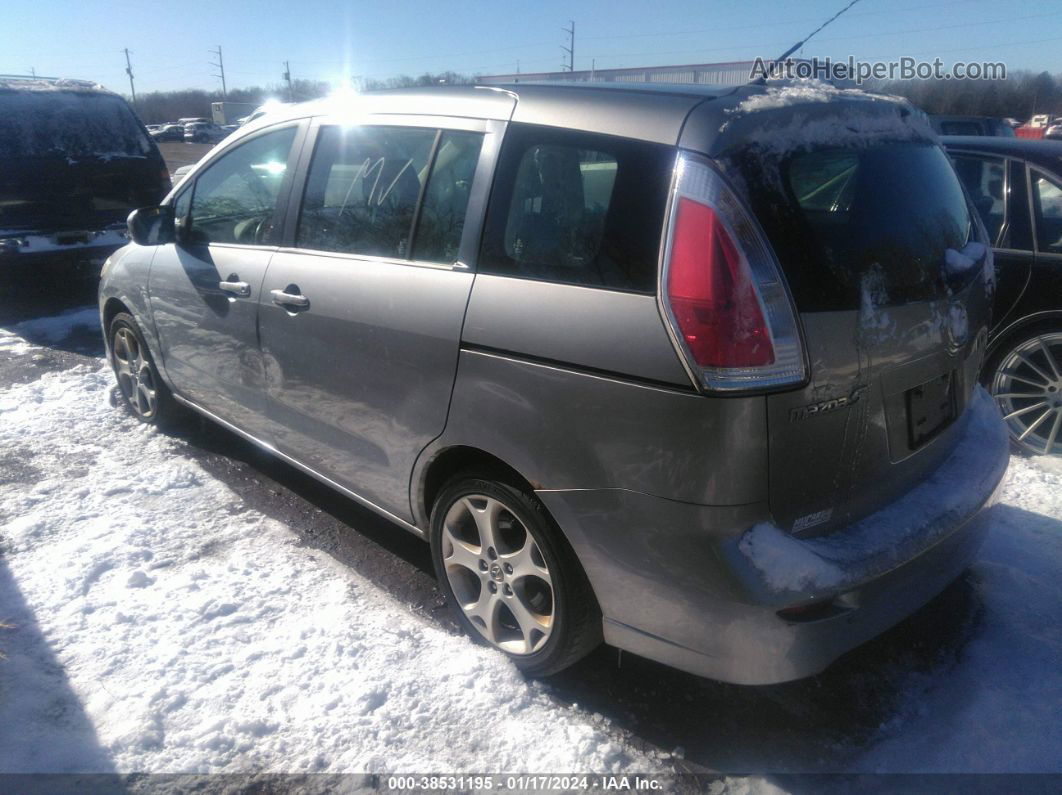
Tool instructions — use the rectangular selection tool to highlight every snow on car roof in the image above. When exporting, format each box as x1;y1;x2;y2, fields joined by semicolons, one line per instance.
727;78;906;115
0;76;113;94
711;79;934;160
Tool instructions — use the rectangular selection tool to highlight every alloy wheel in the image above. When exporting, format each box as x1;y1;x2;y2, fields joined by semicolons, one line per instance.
112;327;158;420
440;494;554;654
992;332;1062;456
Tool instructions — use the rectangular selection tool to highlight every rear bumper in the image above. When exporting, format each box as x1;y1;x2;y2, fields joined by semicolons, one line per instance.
538;386;1009;685
1;228;127;281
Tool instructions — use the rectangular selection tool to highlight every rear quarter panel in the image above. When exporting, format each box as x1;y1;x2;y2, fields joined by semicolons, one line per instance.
429;346;768;506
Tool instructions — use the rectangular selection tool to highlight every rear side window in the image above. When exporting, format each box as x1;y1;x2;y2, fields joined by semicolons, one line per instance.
413;131;483;263
297;125;436;259
734;142;972;310
950;154;1006;245
479;124;673;293
1032;170;1062;254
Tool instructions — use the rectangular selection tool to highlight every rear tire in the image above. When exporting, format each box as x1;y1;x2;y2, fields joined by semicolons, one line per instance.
108;312;181;428
429;474;601;676
985;325;1062;455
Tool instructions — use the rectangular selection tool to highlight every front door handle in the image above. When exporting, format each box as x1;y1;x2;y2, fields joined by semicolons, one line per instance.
218;279;251;298
271;287;310;309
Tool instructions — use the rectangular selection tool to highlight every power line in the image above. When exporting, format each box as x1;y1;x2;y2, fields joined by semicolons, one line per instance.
124;48;136;106
547;9;1062;68
209;45;226;99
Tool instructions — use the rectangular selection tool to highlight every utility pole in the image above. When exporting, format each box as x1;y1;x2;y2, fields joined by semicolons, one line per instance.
124;49;136;106
561;20;575;72
209;45;227;99
29;66;36;78
282;61;293;102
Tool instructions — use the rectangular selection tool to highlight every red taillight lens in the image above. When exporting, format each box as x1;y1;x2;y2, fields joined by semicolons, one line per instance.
667;197;774;368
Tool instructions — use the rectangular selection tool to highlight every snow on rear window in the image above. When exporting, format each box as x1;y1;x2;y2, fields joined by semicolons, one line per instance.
0;91;151;159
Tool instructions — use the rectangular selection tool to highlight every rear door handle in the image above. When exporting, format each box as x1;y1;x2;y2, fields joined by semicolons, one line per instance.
271;288;310;309
218;279;251;298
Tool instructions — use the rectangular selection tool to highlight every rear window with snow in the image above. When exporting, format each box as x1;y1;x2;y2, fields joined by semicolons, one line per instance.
0;90;151;159
734;142;972;311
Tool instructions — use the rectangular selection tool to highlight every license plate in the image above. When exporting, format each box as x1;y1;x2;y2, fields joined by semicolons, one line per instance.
906;371;957;449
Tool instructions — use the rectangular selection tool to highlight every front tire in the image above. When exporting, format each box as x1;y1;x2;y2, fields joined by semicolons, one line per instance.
430;475;601;676
108;312;179;427
987;328;1062;455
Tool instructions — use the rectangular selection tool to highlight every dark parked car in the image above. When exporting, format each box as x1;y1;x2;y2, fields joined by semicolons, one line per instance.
0;77;170;282
150;123;185;142
931;115;1016;137
99;84;1007;683
945;135;1062;455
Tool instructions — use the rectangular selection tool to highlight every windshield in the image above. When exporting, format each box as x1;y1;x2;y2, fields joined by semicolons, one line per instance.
0;90;151;159
733;142;972;311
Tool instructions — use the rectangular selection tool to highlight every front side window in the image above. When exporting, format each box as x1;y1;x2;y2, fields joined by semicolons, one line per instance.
187;127;296;246
479;124;673;293
297;125;436;259
951;154;1006;245
1033;170;1062;254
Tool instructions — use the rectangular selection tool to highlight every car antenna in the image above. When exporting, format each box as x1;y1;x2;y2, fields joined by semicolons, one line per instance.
750;0;865;84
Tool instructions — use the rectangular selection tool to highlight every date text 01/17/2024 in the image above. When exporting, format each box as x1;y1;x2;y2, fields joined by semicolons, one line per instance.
384;775;665;791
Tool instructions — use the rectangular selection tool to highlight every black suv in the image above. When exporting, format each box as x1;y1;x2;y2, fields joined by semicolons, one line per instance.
0;78;170;284
944;135;1062;455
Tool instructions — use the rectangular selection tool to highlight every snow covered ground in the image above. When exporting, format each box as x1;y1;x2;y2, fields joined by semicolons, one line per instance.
0;307;1060;777
0;362;668;774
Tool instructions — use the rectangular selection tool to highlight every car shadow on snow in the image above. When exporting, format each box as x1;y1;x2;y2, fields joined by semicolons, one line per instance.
0;279;100;329
0;290;104;390
169;414;454;628
0;553;116;773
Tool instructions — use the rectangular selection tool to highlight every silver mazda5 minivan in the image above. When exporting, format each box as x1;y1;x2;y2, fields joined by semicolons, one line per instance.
100;81;1009;684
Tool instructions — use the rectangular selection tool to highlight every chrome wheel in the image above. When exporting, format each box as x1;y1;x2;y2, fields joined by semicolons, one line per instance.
440;494;554;655
992;332;1062;456
112;326;158;420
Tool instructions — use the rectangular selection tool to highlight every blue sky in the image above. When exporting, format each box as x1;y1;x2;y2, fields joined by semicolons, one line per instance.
4;0;1062;95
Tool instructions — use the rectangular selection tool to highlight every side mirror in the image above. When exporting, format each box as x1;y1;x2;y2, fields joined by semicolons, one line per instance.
127;205;175;246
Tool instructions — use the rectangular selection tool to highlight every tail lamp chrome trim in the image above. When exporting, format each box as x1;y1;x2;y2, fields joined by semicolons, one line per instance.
656;151;809;394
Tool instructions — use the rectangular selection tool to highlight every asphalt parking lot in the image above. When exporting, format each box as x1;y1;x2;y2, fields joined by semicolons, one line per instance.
157;141;215;177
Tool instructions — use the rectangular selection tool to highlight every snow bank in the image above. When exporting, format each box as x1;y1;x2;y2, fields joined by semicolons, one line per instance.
0;365;664;774
738;387;1009;595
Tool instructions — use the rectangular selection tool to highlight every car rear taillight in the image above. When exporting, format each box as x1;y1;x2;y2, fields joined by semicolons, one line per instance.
661;154;806;392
